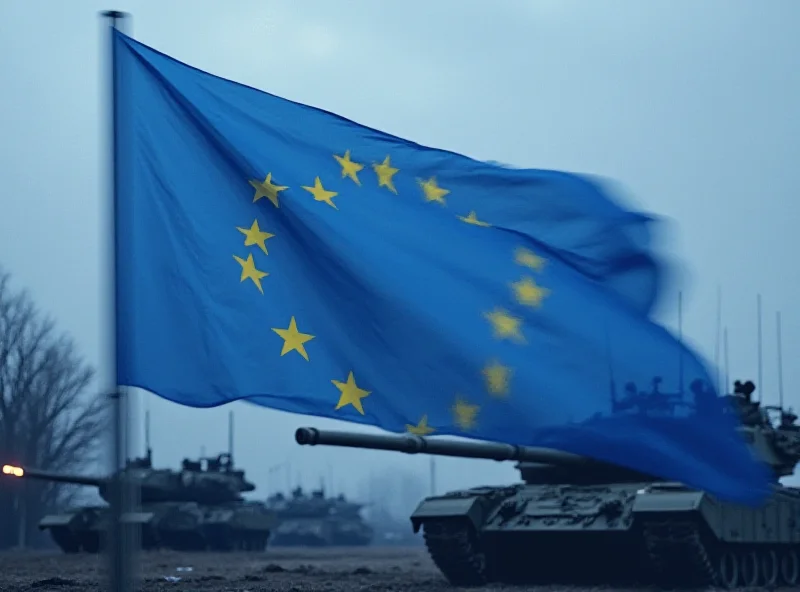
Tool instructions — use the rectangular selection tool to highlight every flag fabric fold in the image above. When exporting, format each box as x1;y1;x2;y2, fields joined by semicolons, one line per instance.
112;30;771;504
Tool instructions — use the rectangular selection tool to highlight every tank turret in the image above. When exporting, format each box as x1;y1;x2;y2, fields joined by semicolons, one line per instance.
295;380;800;588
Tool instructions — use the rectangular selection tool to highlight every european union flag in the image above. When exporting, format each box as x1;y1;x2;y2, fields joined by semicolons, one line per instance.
112;31;770;504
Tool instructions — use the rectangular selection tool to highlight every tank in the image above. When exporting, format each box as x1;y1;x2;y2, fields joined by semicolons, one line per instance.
295;379;800;589
2;411;276;553
2;450;276;553
266;486;373;547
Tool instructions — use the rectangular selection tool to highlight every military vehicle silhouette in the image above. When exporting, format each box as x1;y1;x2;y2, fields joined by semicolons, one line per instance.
266;486;373;546
2;411;275;552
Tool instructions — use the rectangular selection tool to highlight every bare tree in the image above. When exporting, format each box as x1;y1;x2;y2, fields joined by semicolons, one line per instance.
0;266;105;549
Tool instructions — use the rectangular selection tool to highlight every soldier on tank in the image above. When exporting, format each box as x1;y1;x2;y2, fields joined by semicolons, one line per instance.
730;380;764;426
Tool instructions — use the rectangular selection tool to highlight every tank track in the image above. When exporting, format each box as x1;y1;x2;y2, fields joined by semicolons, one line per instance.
423;517;718;588
422;519;488;586
641;519;717;587
424;515;799;588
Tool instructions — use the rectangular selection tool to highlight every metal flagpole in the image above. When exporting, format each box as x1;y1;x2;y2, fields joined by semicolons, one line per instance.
100;10;134;592
677;291;683;394
777;312;784;408
429;457;437;496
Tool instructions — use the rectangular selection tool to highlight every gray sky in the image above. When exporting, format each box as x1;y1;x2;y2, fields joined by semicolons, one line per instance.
1;0;799;502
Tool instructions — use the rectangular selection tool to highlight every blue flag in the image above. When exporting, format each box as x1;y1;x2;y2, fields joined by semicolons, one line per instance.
112;31;770;504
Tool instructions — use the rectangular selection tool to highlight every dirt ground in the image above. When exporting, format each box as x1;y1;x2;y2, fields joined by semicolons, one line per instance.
0;546;660;592
0;546;449;592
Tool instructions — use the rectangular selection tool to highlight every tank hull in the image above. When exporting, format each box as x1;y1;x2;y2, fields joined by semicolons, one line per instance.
329;530;373;546
201;501;275;551
270;517;373;547
410;482;800;588
38;501;274;553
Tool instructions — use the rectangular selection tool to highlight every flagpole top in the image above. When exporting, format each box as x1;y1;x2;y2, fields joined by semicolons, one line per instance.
101;10;129;20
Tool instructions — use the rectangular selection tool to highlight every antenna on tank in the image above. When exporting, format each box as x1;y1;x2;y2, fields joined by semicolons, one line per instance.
714;285;722;392
144;409;152;463
603;322;616;405
757;294;763;402
228;410;234;462
723;327;729;393
777;311;785;408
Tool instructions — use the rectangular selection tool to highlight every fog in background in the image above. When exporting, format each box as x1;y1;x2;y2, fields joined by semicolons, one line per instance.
1;0;798;510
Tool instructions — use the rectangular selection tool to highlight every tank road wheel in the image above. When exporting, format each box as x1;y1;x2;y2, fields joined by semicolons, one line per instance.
252;534;266;552
717;550;739;589
54;536;80;554
739;550;759;587
50;530;80;554
422;519;489;586
82;535;101;554
760;549;779;587
243;535;256;551
781;549;800;586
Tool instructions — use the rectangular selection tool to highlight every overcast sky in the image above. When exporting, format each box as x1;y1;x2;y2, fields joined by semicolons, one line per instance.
1;0;799;504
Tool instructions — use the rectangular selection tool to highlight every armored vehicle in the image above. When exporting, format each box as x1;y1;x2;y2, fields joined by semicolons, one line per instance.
1;412;276;553
266;486;373;546
296;379;800;589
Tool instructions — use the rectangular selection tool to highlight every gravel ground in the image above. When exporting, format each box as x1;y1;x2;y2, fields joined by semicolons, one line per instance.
0;546;718;592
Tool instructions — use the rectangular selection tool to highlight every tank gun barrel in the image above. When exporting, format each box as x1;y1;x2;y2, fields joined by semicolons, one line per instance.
294;428;590;466
2;464;105;487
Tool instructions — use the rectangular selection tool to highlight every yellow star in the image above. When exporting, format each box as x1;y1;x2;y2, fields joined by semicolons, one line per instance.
511;276;550;307
515;247;546;272
332;371;371;415
333;150;364;186
483;361;512;397
271;316;315;361
302;176;338;209
406;415;435;436
372;156;399;194
452;397;479;431
249;172;288;208
236;219;275;255
233;253;268;294
457;211;490;226
484;308;525;343
419;177;449;205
